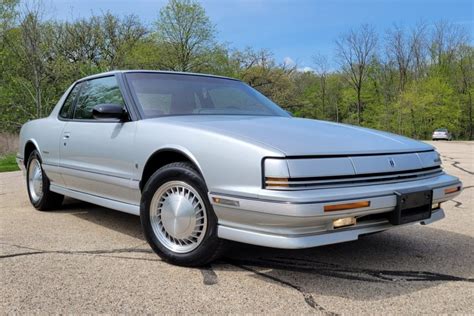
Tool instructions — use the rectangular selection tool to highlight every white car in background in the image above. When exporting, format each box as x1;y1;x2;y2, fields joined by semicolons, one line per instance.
432;128;452;141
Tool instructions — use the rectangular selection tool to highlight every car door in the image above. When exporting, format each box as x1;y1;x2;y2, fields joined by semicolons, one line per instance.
59;75;138;205
38;83;81;187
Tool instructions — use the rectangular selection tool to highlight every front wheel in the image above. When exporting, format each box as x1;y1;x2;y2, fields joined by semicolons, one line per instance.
140;162;225;266
26;150;64;211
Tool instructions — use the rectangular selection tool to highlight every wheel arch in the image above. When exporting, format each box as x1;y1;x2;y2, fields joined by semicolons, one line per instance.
140;147;204;191
24;139;41;166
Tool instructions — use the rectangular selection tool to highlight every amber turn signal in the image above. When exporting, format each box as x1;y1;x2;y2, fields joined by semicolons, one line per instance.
324;201;370;212
444;186;461;194
265;177;289;187
212;197;240;207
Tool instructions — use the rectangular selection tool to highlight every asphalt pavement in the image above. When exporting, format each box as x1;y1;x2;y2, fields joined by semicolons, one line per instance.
1;141;473;314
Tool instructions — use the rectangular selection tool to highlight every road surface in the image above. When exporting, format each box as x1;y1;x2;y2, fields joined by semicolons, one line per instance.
1;141;472;314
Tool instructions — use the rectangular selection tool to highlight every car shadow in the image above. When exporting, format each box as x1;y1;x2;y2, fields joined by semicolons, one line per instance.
217;226;474;301
59;198;473;301
60;197;144;240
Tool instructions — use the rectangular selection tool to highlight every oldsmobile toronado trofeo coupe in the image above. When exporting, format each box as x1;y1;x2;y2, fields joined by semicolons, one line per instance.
17;70;463;266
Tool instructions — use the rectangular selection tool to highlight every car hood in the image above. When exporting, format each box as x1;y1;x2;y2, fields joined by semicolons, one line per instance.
152;116;433;156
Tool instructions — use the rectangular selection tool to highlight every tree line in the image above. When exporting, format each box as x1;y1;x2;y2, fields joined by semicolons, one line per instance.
1;0;472;139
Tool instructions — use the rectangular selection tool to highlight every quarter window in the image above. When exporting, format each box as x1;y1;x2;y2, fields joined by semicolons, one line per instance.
59;84;81;119
74;76;125;120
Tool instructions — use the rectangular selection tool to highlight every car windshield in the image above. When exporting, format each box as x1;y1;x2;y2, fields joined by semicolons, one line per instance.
125;72;289;118
435;128;448;132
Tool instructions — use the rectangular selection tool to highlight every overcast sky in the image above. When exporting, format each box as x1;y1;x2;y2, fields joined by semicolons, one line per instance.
46;0;473;70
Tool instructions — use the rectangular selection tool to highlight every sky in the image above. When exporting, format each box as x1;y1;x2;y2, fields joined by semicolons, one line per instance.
47;0;473;70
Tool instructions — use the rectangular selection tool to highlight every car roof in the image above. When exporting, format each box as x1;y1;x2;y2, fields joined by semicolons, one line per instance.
77;70;240;83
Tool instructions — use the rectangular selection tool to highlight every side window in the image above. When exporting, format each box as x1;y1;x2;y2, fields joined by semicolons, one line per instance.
59;84;81;119
74;76;125;120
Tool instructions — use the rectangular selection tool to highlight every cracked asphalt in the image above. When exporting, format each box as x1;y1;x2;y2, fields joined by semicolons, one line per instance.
1;141;473;314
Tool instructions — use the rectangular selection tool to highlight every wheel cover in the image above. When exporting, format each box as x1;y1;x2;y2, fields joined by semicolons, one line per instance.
28;158;43;203
150;181;207;253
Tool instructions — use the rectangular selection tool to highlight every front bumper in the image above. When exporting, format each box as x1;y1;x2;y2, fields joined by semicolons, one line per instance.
218;208;445;249
210;173;462;249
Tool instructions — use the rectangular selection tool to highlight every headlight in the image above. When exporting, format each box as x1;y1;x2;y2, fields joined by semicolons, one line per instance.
418;151;442;167
263;158;290;188
262;157;355;189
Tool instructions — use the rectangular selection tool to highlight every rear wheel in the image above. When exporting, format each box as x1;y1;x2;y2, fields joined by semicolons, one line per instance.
140;162;224;266
26;150;64;211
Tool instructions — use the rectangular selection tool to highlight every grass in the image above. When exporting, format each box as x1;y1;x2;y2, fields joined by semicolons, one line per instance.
0;153;20;172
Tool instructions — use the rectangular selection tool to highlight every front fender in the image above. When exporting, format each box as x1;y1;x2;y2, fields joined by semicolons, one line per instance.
135;120;285;199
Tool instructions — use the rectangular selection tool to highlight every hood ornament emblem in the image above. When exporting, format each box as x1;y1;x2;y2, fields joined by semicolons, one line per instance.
389;158;396;167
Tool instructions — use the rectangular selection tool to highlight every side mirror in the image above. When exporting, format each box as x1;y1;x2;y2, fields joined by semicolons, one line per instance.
92;104;127;121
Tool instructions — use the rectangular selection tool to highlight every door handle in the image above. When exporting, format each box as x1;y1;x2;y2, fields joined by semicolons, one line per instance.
63;132;70;146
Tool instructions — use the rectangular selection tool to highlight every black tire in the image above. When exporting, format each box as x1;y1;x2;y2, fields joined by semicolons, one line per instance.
26;150;64;211
140;162;225;266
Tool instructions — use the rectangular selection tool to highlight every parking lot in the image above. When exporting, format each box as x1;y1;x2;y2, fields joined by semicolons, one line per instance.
1;141;472;314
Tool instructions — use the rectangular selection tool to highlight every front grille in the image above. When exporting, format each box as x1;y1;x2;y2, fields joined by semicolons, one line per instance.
265;166;443;190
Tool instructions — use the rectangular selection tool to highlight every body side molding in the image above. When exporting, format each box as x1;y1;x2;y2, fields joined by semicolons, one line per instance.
50;184;140;215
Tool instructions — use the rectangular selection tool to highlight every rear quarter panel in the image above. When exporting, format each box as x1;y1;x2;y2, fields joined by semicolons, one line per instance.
19;117;65;185
19;83;74;183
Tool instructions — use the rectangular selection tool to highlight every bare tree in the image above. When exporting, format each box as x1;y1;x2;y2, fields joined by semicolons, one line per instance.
409;22;428;79
100;13;147;69
155;0;215;71
55;13;146;70
15;1;51;118
386;24;413;91
430;21;468;67
457;45;473;139
230;47;264;73
336;24;377;125
56;16;103;66
313;52;329;117
235;49;295;88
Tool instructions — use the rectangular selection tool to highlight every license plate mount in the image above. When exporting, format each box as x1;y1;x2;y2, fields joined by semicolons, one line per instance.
390;187;433;225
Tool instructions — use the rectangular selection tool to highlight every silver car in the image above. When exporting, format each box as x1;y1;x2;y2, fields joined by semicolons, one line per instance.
432;128;452;141
17;70;463;266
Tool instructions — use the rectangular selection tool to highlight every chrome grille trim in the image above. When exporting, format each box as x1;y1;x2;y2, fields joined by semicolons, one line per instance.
265;166;444;190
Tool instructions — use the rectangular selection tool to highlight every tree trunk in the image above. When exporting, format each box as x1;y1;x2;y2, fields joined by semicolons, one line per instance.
410;108;417;139
33;68;41;118
469;91;473;140
356;86;362;125
320;77;326;119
